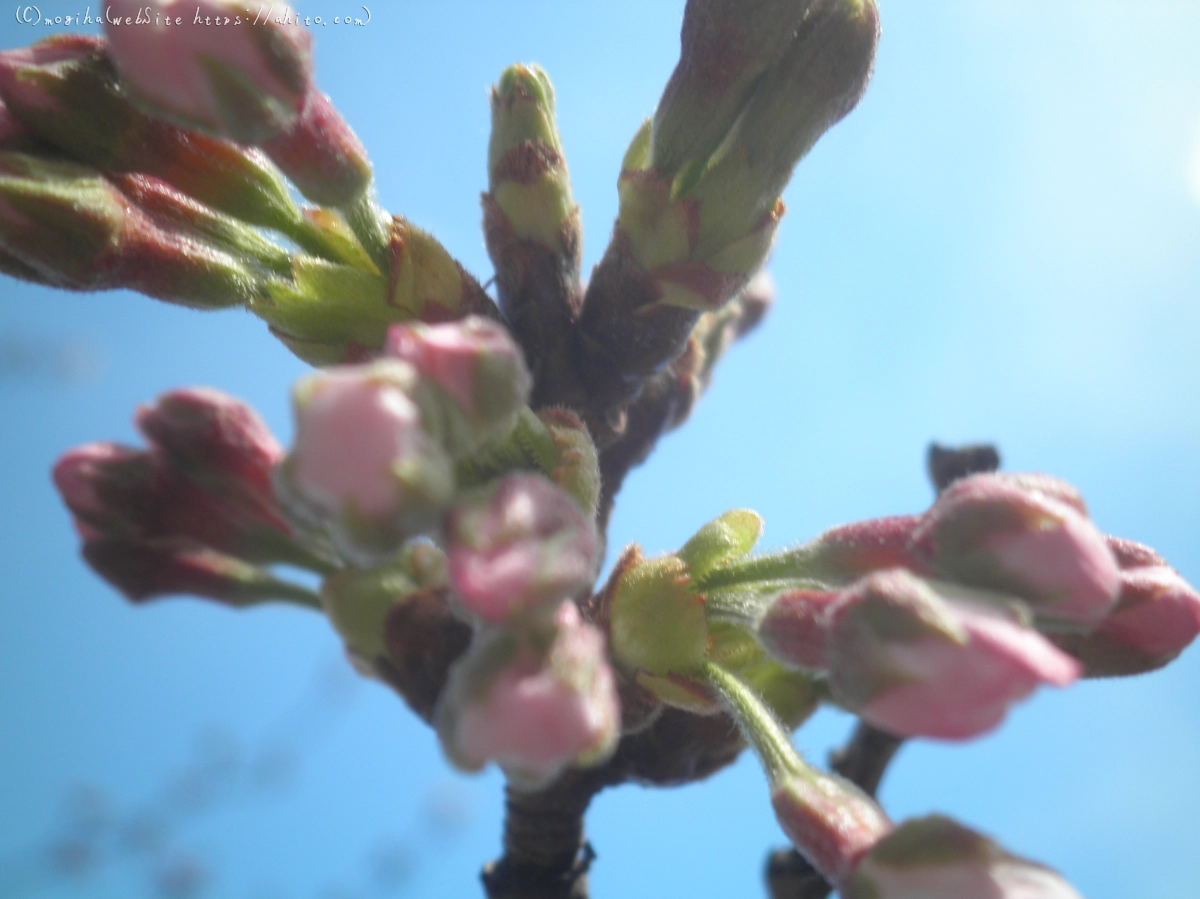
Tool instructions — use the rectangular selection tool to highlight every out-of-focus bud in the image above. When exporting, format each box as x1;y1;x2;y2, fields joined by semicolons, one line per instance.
134;388;282;493
385;317;532;452
112;173;292;277
1106;535;1165;570
388;216;496;323
103;1;313;145
82;537;318;608
0;38;309;240
535;409;600;517
841;815;1084;899
678;509;764;581
763;569;1080;740
0;98;29;146
650;0;820;182
436;601;620;790
604;546;710;699
912;473;1120;627
53;438;318;570
685;0;880;257
452;407;600;516
1053;565;1200;678
444;474;599;624
0;151;264;307
53;443;154;540
603;0;879;314
262;89;373;208
771;770;892;885
321;543;447;667
276;361;455;565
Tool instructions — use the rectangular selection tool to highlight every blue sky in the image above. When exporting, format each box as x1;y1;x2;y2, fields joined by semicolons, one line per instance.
2;2;1200;897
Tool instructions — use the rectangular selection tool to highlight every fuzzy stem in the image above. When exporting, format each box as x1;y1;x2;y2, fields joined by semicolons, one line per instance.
700;660;802;784
696;542;826;591
343;190;392;272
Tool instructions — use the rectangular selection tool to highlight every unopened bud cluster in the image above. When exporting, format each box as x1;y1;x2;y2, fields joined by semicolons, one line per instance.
16;5;1191;897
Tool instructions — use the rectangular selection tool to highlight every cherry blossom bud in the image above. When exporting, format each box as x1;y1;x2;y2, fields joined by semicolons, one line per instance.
0;152;265;307
761;570;1080;740
771;770;892;884
385;317;532;452
650;0;821;180
82;537;317;608
277;361;455;564
756;587;838;669
0;38;309;240
912;473;1120;626
841;815;1084;899
444;474;599;623
103;1;313;145
262;89;373;208
52;435;316;570
1053;565;1200;677
436;602;620;790
134;388;282;494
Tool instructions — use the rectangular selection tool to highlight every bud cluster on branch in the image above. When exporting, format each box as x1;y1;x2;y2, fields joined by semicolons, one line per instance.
4;2;1194;897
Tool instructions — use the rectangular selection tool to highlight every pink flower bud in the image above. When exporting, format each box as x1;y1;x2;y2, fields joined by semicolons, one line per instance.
841;815;1084;899
912;473;1120;626
1054;565;1200;677
385;317;532;450
809;515;928;583
103;1;313;145
437;602;620;789
136;388;282;492
261;89;372;207
764;569;1081;740
757;588;839;669
444;474;599;623
0;36;100;117
278;361;455;564
771;771;892;884
53;443;151;539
